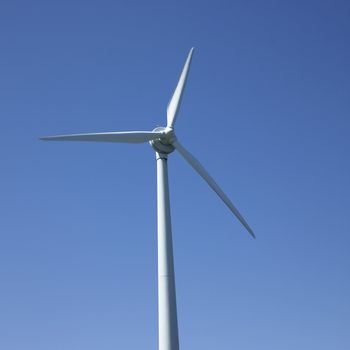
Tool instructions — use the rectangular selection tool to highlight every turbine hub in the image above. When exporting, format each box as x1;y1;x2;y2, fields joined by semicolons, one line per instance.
150;126;176;154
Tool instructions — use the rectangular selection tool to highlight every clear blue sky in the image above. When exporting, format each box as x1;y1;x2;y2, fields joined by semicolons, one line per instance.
1;0;349;349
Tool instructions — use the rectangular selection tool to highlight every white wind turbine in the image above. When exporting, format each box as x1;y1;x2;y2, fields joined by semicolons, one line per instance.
41;48;255;350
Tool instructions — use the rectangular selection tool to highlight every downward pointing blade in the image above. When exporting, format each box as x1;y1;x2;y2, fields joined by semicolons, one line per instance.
167;48;194;128
173;140;255;238
40;131;164;143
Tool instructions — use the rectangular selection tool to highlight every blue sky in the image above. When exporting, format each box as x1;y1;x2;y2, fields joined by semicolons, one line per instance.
1;0;349;349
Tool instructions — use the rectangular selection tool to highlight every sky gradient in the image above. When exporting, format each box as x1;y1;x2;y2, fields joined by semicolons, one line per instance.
1;0;350;349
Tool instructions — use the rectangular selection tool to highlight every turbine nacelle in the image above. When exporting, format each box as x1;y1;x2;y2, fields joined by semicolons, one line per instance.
150;126;177;154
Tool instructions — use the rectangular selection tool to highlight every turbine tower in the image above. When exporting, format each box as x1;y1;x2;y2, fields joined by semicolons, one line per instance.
41;48;255;350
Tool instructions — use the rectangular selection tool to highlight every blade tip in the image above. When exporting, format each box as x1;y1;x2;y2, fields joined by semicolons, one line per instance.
40;136;62;141
248;228;256;239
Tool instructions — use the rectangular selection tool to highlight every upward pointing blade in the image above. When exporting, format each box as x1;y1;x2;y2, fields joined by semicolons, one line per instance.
173;140;255;238
167;48;194;128
40;131;164;143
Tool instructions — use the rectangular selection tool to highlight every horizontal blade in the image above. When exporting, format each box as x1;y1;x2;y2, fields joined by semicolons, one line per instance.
173;140;255;238
40;131;164;143
167;48;194;128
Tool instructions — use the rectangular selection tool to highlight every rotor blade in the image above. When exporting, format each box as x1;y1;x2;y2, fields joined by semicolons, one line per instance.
40;131;164;143
167;48;194;128
173;140;255;238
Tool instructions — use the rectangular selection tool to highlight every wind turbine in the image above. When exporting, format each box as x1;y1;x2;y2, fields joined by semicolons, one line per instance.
41;48;255;350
